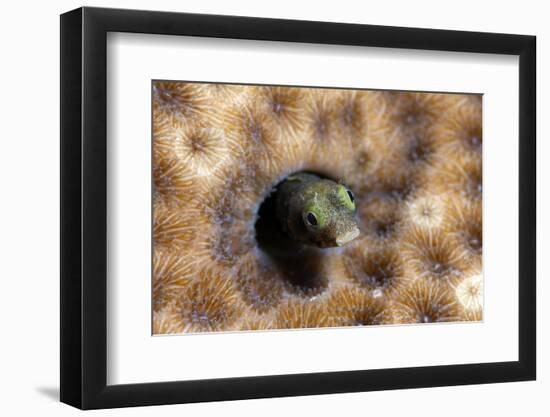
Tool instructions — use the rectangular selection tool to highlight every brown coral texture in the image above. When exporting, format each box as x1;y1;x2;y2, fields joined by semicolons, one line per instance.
152;81;483;334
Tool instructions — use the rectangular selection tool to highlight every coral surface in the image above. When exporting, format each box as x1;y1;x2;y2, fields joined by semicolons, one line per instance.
152;81;483;334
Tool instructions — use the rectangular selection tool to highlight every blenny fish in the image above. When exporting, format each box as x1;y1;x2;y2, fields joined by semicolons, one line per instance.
275;173;360;248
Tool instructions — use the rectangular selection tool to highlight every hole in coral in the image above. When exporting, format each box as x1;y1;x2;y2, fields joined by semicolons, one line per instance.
468;237;482;252
272;102;283;115
380;177;416;201
372;219;397;239
254;172;336;294
420;314;433;323
343;106;355;126
356;151;370;167
463;119;482;151
156;89;174;105
361;263;395;288
315;118;328;139
407;136;432;164
463;225;482;255
430;261;451;275
464;176;482;199
188;133;208;153
426;258;460;281
343;246;404;295
404;113;418;126
469;135;481;148
249;124;263;143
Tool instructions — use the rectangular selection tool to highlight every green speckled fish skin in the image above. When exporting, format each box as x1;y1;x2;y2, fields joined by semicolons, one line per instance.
275;173;360;248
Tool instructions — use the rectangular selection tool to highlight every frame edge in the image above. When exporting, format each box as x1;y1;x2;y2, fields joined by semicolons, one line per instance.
518;34;536;380
61;6;537;409
60;7;84;409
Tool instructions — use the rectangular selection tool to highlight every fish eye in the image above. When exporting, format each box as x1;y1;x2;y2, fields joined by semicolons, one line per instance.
337;185;356;210
305;212;318;227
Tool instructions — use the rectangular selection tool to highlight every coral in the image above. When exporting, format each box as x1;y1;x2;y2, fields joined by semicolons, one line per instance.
445;198;483;262
455;273;483;314
357;197;404;246
438;104;483;157
257;86;306;138
400;129;443;171
343;244;408;297
202;83;247;103
363;161;418;202
275;298;330;329
404;193;447;230
238;315;275;332
153;82;210;126
393;279;463;324
152;154;195;203
152;247;193;312
172;270;244;333
401;227;468;285
223;99;285;176
171;123;229;177
384;91;462;143
153;201;196;250
333;90;370;144
196;162;266;267
151;81;483;334
153;307;181;335
428;154;482;201
233;251;285;313
305;89;339;145
325;286;393;326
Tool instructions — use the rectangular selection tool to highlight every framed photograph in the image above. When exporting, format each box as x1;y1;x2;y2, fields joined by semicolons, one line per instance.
60;6;536;409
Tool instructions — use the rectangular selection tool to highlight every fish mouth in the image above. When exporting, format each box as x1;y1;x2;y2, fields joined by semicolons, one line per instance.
336;227;360;247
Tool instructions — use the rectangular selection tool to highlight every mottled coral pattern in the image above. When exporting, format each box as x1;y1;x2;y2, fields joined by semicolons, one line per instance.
152;81;483;334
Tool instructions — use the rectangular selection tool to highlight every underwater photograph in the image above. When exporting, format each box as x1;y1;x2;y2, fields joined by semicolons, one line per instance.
151;81;483;335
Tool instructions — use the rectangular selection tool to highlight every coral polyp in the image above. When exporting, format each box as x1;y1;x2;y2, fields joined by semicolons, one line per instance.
445;198;483;262
275;298;330;329
333;91;370;144
151;81;482;334
238;314;275;331
357;197;403;245
404;193;447;230
234;251;285;313
202;83;247;103
153;202;195;250
393;279;463;324
326;286;392;326
152;248;193;312
196;162;265;266
153;308;181;335
343;244;407;296
172;124;229;177
173;271;243;333
455;273;483;313
401;227;467;285
305;90;339;144
153;155;195;203
386;92;450;136
429;154;482;201
258;86;305;138
438;105;483;156
223;103;284;175
153;82;209;125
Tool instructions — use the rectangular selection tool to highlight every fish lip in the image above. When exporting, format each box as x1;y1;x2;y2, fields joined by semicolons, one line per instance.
336;227;360;246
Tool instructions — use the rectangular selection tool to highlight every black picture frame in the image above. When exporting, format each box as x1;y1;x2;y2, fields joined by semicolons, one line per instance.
60;6;536;410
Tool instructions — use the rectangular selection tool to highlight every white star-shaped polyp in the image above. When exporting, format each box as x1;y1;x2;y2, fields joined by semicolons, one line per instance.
455;274;483;311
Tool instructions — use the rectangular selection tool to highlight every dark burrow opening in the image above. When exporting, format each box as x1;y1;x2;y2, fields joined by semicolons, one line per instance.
254;172;333;295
